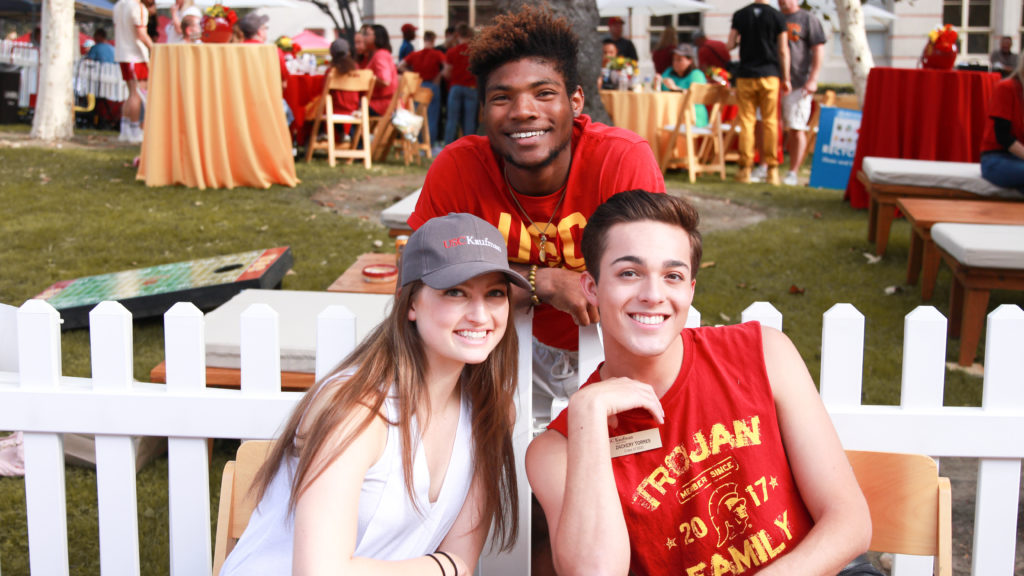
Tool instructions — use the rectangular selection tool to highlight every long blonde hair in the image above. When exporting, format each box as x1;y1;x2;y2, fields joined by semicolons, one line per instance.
655;25;678;51
252;279;520;551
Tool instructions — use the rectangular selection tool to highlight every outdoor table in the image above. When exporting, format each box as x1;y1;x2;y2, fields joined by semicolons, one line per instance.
845;67;1001;209
600;89;684;160
896;197;1024;300
283;72;326;143
137;44;299;189
327;253;398;294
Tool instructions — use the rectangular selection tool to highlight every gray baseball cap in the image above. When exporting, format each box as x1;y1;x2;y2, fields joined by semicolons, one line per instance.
402;213;530;290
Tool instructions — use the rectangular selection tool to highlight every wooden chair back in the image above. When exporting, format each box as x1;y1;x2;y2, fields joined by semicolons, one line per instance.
658;83;728;182
846;450;952;576
370;71;422;162
212;440;274;575
799;89;837;173
305;69;375;168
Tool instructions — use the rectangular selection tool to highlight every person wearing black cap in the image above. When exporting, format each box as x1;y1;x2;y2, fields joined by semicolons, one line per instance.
219;212;525;576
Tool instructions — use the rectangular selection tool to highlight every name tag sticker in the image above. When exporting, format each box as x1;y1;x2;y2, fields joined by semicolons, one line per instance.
609;428;662;458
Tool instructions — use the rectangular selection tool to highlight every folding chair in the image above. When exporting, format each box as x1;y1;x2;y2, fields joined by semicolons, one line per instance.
305;69;375;168
370;71;422;163
212;440;274;575
658;83;728;182
846;450;952;576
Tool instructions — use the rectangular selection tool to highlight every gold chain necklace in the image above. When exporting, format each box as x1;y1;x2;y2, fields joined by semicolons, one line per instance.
503;162;570;264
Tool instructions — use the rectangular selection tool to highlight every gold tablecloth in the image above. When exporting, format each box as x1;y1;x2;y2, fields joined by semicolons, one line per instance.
600;89;684;159
138;44;299;189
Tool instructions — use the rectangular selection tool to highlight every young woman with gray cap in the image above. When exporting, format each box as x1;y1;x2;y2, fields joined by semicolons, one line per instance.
220;213;527;576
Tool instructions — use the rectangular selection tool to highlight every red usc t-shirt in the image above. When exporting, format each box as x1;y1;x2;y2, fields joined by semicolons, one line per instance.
409;115;664;351
549;323;814;576
405;48;445;83
981;78;1024;154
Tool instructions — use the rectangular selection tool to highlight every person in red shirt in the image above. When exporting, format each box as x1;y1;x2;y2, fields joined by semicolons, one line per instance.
400;30;445;149
980;56;1024;193
650;25;677;76
528;190;872;576
410;5;664;431
693;30;732;76
442;23;476;145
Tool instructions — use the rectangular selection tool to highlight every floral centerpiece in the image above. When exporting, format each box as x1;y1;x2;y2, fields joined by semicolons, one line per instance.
921;24;958;70
275;36;302;56
707;65;731;87
604;55;638;90
201;4;238;44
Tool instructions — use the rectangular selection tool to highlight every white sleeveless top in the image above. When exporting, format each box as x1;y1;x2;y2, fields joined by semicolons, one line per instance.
220;391;474;575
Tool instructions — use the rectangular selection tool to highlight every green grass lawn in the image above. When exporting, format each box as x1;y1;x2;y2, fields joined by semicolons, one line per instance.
1;126;1017;574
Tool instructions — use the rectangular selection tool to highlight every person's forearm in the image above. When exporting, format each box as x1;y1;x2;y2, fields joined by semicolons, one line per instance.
778;36;790;84
553;396;631;576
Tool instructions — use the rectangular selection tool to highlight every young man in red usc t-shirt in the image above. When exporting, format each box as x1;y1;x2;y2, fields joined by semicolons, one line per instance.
527;191;871;576
410;6;664;427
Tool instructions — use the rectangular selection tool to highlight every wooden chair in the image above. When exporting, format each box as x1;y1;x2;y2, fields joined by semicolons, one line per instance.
369;71;422;163
658;84;728;182
213;440;273;575
305;69;375;168
846;450;952;576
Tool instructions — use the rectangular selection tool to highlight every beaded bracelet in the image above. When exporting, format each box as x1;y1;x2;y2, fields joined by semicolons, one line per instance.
528;264;542;306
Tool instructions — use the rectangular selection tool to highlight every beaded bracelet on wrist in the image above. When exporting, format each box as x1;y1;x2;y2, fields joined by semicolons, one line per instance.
528;264;542;306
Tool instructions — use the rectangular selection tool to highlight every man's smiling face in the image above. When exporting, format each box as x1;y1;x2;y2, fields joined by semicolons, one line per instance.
481;57;582;172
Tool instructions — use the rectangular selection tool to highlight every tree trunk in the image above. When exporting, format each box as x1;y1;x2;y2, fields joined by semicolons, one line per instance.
833;0;875;108
31;0;75;141
495;0;611;125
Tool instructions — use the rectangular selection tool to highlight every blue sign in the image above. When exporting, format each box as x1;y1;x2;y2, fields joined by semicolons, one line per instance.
809;107;862;190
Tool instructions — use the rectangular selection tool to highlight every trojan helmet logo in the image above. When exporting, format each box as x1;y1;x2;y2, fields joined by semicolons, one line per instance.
709;482;752;547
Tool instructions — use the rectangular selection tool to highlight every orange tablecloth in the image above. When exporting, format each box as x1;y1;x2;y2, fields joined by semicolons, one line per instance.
600;89;684;159
845;67;1001;209
138;44;299;189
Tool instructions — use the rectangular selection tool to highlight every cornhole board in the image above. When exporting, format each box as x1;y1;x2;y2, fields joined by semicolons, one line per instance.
33;247;293;330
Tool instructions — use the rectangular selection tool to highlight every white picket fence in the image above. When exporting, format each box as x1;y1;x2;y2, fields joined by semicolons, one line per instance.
1;299;1022;576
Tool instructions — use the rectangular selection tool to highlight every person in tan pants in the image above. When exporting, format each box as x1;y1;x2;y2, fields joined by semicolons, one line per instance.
728;0;790;185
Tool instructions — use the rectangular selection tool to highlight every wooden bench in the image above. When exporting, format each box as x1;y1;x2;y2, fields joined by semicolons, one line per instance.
896;198;1024;300
931;223;1024;366
857;157;1019;256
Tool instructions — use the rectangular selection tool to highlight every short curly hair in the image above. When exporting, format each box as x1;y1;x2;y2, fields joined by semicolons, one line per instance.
468;5;580;101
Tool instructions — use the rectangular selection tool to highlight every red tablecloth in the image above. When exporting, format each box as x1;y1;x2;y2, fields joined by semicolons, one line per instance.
845;67;1001;208
284;73;325;141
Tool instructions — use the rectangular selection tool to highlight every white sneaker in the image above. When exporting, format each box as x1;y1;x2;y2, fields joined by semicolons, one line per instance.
751;164;768;182
783;171;799;186
129;123;144;144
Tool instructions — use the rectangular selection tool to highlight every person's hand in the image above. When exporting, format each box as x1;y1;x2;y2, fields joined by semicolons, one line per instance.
534;267;600;326
781;79;792;95
803;79;818;95
571;377;664;429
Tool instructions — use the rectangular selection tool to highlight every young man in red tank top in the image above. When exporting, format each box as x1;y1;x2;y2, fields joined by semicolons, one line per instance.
527;191;871;576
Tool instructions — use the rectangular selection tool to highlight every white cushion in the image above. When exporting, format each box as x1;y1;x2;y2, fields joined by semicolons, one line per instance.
931;223;1024;270
380;188;420;231
862;157;1019;198
205;289;393;372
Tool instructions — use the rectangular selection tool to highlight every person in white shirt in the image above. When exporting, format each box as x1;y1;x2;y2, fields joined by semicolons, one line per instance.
113;0;153;143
